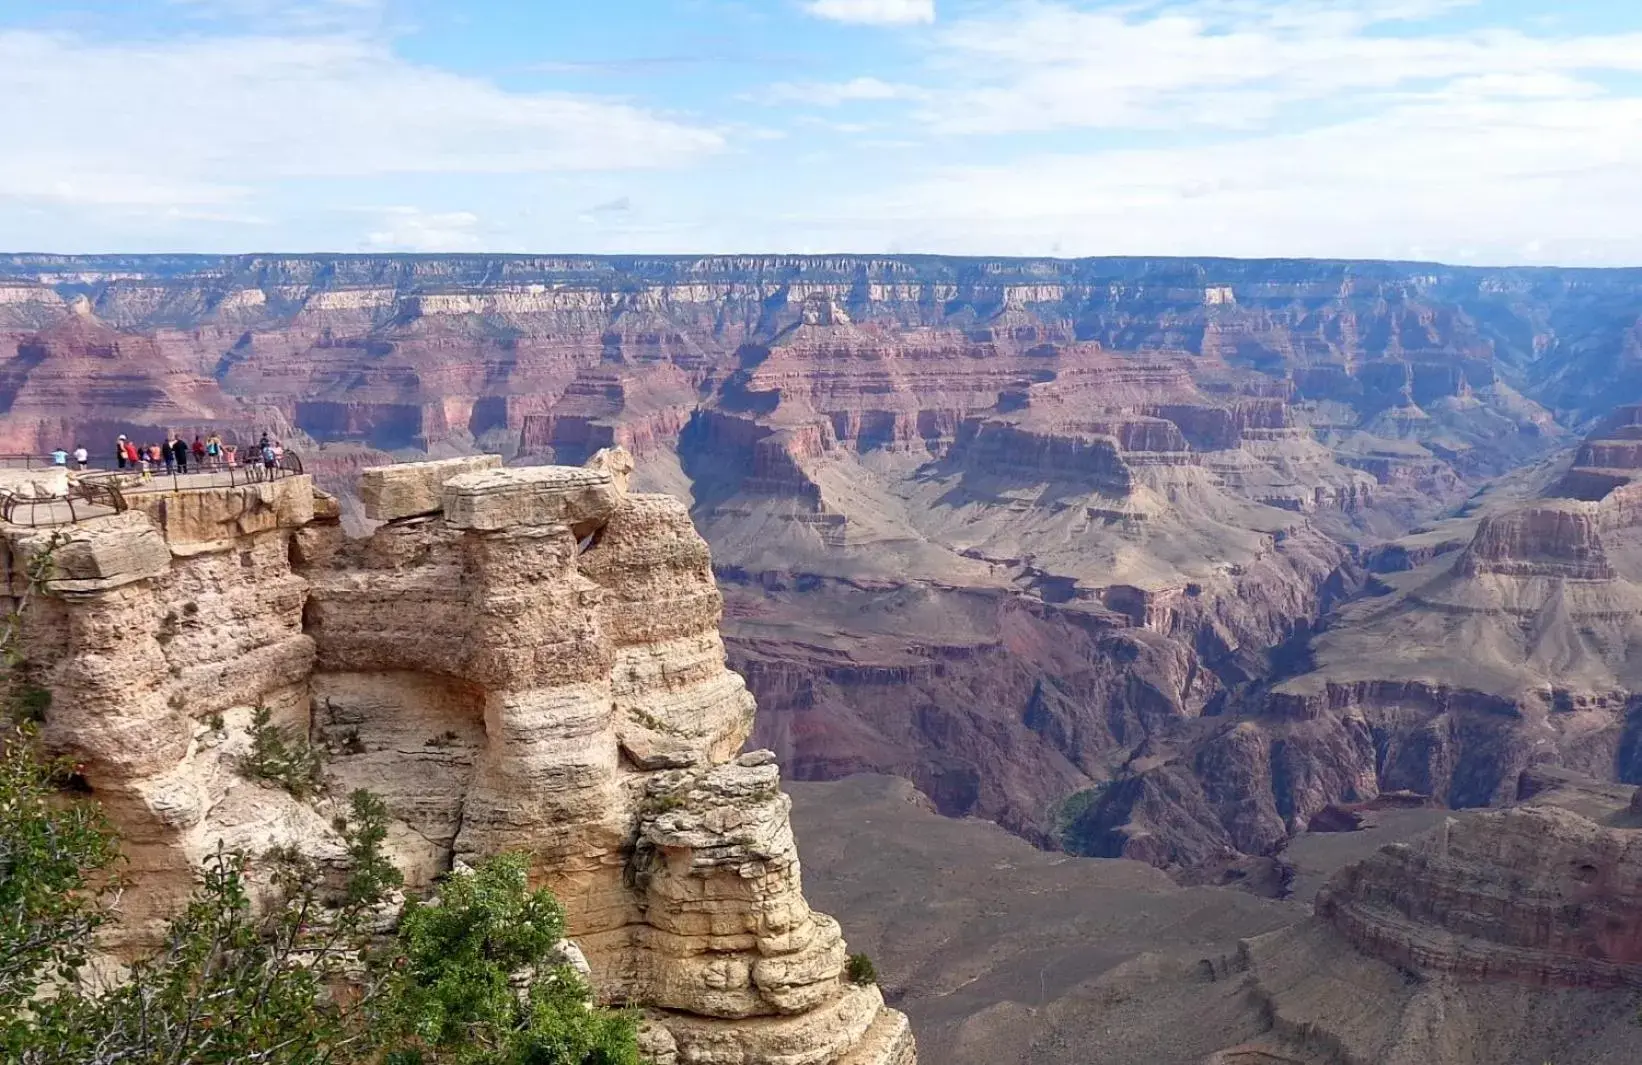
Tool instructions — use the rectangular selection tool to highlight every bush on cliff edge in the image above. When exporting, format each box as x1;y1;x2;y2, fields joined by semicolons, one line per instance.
0;538;637;1064
0;736;641;1065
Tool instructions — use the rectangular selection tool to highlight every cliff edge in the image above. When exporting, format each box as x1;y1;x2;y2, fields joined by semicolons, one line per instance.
0;449;915;1065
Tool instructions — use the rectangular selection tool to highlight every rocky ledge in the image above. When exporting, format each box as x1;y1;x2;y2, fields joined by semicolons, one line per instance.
1315;803;1642;989
1452;503;1615;580
1;448;914;1065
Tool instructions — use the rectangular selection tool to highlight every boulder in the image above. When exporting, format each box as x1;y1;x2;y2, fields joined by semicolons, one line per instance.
17;511;169;593
585;446;635;494
441;465;618;533
360;454;502;521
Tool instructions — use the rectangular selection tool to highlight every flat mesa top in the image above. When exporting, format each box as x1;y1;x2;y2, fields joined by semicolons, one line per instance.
443;465;612;494
360;454;500;479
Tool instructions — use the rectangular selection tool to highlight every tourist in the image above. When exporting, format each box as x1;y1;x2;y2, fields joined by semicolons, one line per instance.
158;441;174;473
206;434;223;468
72;445;88;470
191;435;206;468
115;435;129;470
262;440;277;472
51;447;67;467
272;439;285;462
125;439;140;469
224;443;237;468
171;436;190;474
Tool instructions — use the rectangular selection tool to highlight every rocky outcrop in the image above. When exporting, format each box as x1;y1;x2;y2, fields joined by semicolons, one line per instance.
1316;806;1642;988
1454;503;1613;579
5;252;1626;880
3;449;913;1065
360;453;500;520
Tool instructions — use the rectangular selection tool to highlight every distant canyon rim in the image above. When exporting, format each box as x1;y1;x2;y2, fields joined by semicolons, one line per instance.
6;251;1642;882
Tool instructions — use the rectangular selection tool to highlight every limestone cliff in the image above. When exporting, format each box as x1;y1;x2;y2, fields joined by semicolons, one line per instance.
0;451;915;1065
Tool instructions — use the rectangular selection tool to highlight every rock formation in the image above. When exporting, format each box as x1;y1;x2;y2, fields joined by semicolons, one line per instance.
1;451;914;1065
1052;406;1642;873
788;772;1642;1065
1316;805;1642;989
8;251;1642;869
1216;777;1642;1065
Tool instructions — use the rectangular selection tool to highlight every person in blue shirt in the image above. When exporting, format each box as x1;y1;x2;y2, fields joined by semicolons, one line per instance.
51;447;67;467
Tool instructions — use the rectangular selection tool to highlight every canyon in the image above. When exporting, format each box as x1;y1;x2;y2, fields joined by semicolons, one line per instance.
5;250;1642;1060
2;452;914;1065
786;769;1642;1065
7;252;1642;864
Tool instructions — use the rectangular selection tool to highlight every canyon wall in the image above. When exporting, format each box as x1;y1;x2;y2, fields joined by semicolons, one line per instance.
7;253;1642;872
1;453;914;1065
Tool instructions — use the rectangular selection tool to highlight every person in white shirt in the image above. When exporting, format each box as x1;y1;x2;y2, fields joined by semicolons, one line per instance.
72;445;88;470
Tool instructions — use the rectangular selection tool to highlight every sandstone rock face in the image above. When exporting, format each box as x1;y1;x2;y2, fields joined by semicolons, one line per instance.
3;450;912;1065
4;478;318;942
360;453;500;521
441;464;619;532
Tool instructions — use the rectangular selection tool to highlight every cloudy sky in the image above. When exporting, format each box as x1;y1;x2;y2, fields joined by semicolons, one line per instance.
4;0;1641;263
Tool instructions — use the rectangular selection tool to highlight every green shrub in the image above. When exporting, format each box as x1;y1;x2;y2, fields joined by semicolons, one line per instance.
846;952;878;986
239;704;325;799
378;854;640;1065
0;724;121;1023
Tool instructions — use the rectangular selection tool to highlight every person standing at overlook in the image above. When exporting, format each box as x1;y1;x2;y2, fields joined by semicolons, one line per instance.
171;436;190;474
191;435;205;469
115;435;129;470
72;445;87;471
51;447;67;467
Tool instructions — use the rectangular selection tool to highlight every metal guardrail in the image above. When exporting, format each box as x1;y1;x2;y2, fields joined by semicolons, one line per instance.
2;453;304;527
81;452;305;493
0;478;129;526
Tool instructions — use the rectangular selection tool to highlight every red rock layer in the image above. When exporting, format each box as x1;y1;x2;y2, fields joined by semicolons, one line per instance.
1453;504;1614;580
1317;807;1642;988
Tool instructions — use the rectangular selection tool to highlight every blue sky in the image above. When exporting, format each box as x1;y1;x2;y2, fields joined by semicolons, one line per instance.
3;0;1642;263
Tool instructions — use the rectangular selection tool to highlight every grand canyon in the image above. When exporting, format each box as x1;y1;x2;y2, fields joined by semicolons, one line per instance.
5;252;1642;1063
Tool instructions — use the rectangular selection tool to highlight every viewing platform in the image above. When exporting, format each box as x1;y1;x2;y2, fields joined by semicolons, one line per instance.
0;453;304;527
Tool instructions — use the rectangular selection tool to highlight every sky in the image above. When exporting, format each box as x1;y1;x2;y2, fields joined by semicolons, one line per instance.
3;0;1642;264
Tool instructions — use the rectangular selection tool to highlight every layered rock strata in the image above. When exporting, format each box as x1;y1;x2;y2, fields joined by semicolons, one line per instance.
1206;780;1642;1065
1056;408;1642;873
1316;805;1642;988
5;252;1624;875
1;451;914;1065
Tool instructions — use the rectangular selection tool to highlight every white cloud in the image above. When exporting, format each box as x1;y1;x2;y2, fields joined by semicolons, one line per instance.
916;0;1642;133
0;29;724;211
804;0;935;26
765;75;922;106
846;87;1642;264
745;0;1642;264
363;207;483;252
